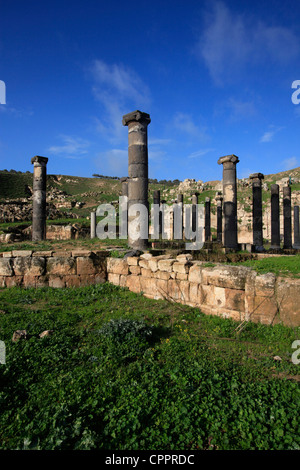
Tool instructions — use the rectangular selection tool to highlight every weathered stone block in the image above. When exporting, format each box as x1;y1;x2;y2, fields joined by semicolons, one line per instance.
276;278;300;327
52;251;73;257
176;254;193;262
167;279;180;301
71;250;92;257
126;275;141;293
139;259;149;269
153;270;171;280
173;262;190;274
49;276;66;288
0;258;13;276
255;273;276;297
107;258;129;275
32;251;53;257
148;258;158;272
141;268;152;277
126;257;139;266
140;277;157;295
188;264;202;283
6;275;23;287
2;252;12;258
157;259;175;272
30;257;46;276
178;280;190;303
79;275;95;287
12;256;31;276
225;288;245;312
120;275;127;287
176;273;188;280
129;265;141;275
65;275;81;288
156;279;168;298
47;257;76;275
252;295;278;324
140;253;153;260
23;274;38;288
12;250;33;257
108;273;120;286
189;282;200;304
202;265;249;290
76;256;105;276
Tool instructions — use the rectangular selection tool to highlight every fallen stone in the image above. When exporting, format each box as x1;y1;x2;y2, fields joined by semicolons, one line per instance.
12;330;28;342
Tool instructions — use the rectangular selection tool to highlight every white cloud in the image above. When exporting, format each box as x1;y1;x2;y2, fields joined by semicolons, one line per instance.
260;126;284;143
94;149;128;176
188;148;215;159
282;156;299;170
172;112;209;142
196;1;300;85
47;135;90;158
90;60;151;143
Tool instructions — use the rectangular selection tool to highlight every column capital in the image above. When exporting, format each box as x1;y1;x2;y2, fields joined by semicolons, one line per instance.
31;156;48;165
217;154;239;165
122;110;151;126
249;172;264;181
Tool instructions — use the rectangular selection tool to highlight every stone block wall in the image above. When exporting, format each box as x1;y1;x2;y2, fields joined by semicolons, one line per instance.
107;254;300;327
0;249;299;327
0;250;108;288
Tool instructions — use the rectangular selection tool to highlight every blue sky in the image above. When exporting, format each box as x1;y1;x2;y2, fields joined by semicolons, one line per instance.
0;0;300;182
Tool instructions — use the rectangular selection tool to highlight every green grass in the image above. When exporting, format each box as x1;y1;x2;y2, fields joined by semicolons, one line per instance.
0;283;299;450
235;255;300;278
0;237;129;253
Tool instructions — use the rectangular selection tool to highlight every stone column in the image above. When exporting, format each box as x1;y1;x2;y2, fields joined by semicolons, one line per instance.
270;184;280;249
216;195;223;243
205;197;211;242
191;193;198;235
31;156;48;241
120;176;128;197
283;186;292;249
249;173;264;251
217;155;239;249
122;110;151;250
90;211;96;239
293;206;300;249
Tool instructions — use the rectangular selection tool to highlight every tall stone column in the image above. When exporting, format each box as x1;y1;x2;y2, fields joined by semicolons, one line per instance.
283;186;292;249
270;184;280;249
217;155;239;249
249;173;264;251
120;176;128;197
205;197;211;242
122;110;151;250
293;206;300;249
191;193;198;234
31;156;48;241
216;195;223;243
293;206;300;250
